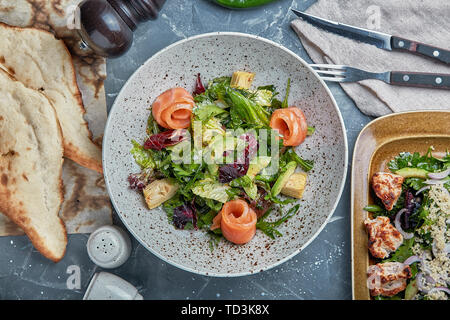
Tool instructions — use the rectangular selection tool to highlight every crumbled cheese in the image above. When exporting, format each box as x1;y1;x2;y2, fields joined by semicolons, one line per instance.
415;185;450;300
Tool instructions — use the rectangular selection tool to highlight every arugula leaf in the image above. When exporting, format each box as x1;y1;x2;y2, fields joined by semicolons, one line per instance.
264;193;295;205
142;146;171;175
369;188;406;218
271;98;282;109
173;169;202;201
205;198;224;212
388;147;448;173
162;193;185;219
196;210;217;230
281;78;291;108
404;177;426;191
256;204;300;239
417;230;433;250
208;231;223;251
179;164;205;200
417;194;431;226
383;238;415;263
281;148;314;172
172;163;200;178
307;126;316;136
388;152;421;171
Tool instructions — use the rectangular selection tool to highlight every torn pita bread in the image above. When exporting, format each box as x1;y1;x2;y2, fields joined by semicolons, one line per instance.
0;69;67;262
0;22;102;173
0;0;112;237
0;0;111;237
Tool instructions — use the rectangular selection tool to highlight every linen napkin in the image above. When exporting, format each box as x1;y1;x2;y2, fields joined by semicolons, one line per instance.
291;0;450;117
0;0;112;235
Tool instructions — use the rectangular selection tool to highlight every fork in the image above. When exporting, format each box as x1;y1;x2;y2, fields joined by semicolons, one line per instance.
310;64;450;90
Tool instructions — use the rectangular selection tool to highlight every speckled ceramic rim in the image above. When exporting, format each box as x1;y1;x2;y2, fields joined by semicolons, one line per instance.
103;32;348;277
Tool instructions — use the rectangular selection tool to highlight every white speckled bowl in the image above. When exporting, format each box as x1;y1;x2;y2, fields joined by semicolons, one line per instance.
103;32;348;277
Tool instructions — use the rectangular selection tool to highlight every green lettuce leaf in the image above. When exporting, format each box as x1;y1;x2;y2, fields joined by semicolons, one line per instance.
226;87;270;128
192;179;231;203
130;140;155;169
230;175;258;200
202;117;226;144
193;101;228;122
194;77;231;103
252;89;273;107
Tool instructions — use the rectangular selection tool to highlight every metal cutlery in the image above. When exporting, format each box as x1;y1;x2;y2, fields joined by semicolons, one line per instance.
310;64;450;89
292;9;450;65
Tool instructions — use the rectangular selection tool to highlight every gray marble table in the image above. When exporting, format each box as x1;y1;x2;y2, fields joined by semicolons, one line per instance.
0;0;373;300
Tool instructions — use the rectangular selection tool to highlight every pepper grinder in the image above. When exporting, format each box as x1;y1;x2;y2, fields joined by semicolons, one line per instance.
76;0;166;58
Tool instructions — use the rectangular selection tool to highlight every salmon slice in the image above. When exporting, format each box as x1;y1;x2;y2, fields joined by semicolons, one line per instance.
270;107;307;146
161;102;193;129
210;199;257;245
152;87;192;119
152;87;194;129
210;211;222;231
290;107;308;140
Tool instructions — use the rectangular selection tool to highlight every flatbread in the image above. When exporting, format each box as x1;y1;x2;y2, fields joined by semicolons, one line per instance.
0;22;102;173
0;0;112;237
0;69;67;262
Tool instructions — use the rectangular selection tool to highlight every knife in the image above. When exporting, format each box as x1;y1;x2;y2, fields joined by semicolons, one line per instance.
292;9;450;65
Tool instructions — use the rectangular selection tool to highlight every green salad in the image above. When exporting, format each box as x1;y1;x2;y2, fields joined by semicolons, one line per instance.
127;71;314;246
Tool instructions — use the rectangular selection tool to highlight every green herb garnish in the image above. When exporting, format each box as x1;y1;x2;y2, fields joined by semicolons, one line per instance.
256;204;300;239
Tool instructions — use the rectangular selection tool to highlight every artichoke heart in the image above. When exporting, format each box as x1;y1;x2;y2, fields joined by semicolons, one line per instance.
230;71;255;90
143;178;179;209
280;172;307;199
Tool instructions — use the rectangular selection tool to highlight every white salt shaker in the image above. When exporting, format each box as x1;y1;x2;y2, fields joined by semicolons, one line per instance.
87;225;132;268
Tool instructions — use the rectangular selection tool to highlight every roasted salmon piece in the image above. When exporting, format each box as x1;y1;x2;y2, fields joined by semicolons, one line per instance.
152;87;194;129
367;262;411;297
371;172;404;211
210;199;257;245
364;216;403;259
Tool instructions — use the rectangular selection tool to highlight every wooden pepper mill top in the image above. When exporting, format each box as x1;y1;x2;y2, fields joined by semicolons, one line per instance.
77;0;166;58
